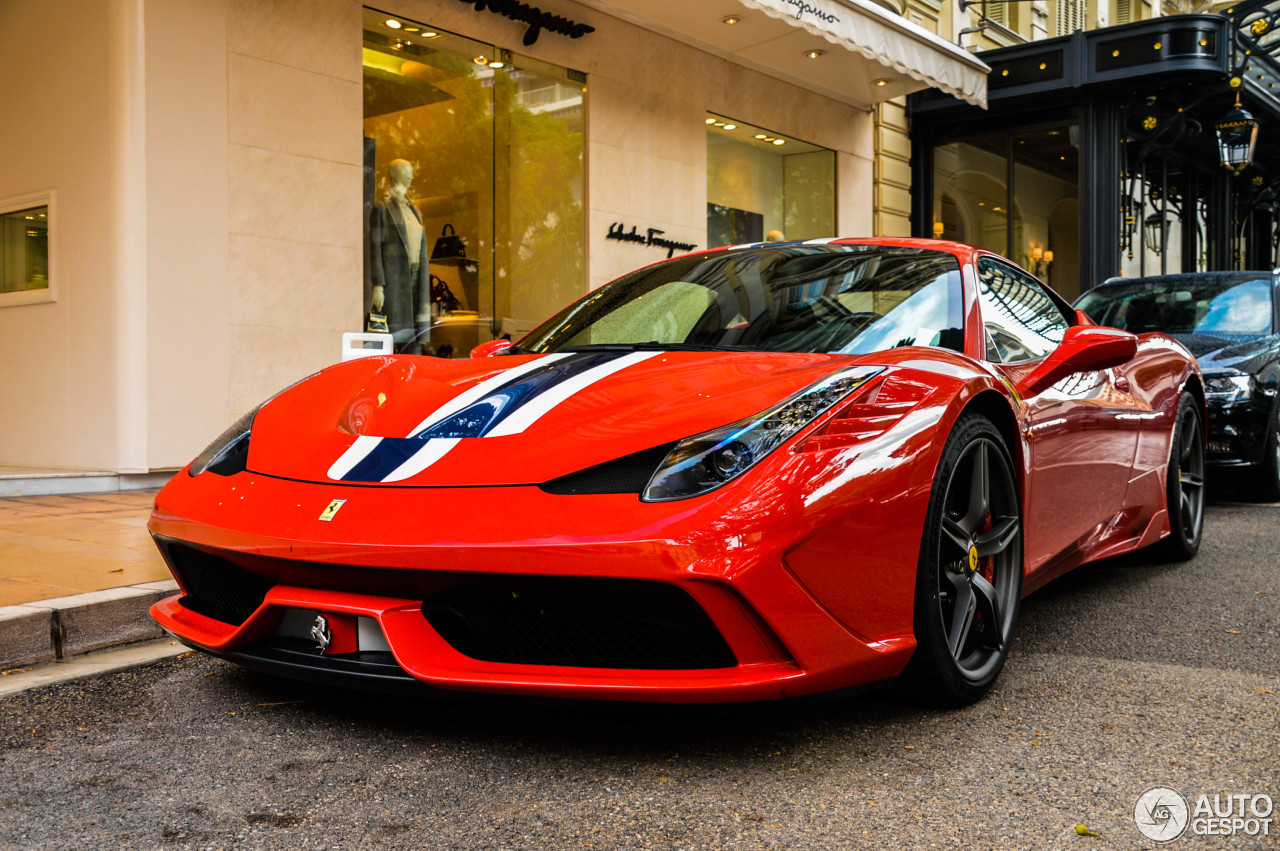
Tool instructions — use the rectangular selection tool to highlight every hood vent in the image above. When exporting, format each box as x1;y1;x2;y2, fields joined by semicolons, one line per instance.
539;443;675;495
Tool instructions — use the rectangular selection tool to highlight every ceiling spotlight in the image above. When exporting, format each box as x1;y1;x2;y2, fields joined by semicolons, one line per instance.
804;49;824;59
474;55;487;65
392;41;403;49
404;26;420;32
873;78;889;87
722;15;742;24
773;138;785;145
706;117;717;124
714;121;726;127
489;60;505;68
385;18;402;28
754;134;768;139
422;31;438;38
723;124;736;130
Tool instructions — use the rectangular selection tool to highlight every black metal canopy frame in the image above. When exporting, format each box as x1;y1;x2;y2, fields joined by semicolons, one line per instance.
1116;0;1280;262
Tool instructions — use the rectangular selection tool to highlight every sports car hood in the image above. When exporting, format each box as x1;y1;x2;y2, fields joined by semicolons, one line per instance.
1171;333;1279;372
246;351;869;487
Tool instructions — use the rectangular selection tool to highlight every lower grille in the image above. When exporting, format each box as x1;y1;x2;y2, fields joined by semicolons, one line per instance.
421;577;736;670
160;541;271;625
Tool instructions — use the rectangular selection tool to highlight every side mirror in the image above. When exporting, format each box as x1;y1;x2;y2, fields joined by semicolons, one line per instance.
470;339;513;358
1015;325;1138;396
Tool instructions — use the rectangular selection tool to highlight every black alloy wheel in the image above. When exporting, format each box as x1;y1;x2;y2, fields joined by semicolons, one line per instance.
1156;392;1205;561
1257;402;1280;502
901;413;1022;706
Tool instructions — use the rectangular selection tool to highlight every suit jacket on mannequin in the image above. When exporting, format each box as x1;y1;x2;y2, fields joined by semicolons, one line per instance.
370;195;430;352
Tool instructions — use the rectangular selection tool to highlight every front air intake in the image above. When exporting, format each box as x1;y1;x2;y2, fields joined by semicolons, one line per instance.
421;576;736;669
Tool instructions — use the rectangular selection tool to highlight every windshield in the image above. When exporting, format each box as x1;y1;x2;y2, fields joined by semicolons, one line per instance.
518;245;965;355
1076;276;1275;338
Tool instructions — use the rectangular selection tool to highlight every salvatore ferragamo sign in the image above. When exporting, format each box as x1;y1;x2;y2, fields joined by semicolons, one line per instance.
458;0;595;45
606;223;698;258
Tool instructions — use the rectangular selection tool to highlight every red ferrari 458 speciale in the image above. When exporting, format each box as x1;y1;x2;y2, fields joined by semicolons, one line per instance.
150;239;1205;705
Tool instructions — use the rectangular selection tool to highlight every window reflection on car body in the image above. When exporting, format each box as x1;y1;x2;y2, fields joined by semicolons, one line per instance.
556;341;749;353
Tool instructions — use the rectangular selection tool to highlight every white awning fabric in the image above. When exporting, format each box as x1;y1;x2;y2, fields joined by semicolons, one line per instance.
738;0;988;107
576;0;988;108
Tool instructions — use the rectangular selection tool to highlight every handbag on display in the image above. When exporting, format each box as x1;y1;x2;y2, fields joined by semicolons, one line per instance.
431;224;467;263
430;274;462;313
365;312;389;333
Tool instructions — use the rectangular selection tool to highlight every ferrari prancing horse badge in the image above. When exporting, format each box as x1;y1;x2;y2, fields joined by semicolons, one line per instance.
318;499;346;521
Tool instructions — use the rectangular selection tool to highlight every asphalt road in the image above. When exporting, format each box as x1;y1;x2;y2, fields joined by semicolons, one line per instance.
2;502;1277;850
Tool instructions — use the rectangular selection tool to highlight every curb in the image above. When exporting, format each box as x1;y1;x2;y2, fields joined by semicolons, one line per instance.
0;638;189;699
0;580;179;671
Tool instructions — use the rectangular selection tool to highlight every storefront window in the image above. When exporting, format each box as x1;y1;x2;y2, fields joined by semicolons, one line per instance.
0;202;49;300
1014;126;1080;299
933;124;1081;299
362;9;584;356
932;136;1010;258
706;116;834;247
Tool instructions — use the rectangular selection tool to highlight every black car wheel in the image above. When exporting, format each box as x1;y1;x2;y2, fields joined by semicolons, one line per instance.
901;412;1022;706
1257;403;1280;502
1155;392;1205;561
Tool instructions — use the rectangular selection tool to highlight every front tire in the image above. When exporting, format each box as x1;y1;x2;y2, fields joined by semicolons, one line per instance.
1254;403;1280;502
1154;392;1205;561
900;412;1022;707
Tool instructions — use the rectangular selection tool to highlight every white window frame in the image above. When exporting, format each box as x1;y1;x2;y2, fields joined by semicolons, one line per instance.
0;189;56;308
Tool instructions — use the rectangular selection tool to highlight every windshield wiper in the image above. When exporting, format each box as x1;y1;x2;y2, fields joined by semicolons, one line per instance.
556;341;747;353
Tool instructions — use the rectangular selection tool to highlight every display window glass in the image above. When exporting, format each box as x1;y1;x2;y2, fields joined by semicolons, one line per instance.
705;115;835;248
0;201;50;305
933;123;1081;300
362;9;585;356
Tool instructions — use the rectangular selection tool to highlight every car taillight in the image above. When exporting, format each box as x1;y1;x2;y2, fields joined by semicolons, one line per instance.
798;374;933;452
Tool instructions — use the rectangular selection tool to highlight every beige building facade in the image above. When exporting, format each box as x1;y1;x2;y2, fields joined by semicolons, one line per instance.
0;0;983;479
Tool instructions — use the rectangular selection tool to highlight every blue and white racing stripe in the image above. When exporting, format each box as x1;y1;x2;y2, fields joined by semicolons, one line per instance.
326;351;660;483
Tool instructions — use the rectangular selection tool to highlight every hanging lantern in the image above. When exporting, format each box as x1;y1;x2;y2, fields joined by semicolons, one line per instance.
1143;212;1167;255
1215;92;1260;173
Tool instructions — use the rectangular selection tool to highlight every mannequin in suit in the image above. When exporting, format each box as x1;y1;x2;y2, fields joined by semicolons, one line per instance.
370;159;430;353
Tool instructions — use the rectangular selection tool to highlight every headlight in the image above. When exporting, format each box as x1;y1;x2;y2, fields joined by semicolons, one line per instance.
188;371;322;477
1204;372;1253;402
641;365;883;502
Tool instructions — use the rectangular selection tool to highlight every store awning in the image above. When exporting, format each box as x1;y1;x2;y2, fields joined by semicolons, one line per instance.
578;0;988;107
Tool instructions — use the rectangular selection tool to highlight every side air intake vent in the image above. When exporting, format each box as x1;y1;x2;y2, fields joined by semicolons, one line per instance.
538;443;674;495
159;540;272;625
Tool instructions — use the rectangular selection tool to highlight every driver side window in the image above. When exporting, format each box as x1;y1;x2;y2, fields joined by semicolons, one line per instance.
976;257;1071;363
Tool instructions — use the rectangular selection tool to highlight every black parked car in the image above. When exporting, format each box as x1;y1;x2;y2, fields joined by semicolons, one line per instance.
1075;271;1280;499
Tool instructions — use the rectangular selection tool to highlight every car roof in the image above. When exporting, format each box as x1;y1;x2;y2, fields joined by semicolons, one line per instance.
1096;270;1278;289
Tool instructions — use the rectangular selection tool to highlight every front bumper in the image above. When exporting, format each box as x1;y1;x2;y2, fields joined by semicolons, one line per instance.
1206;395;1273;467
149;466;926;703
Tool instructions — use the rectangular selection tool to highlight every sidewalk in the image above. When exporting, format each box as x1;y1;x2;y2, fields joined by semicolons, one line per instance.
0;490;178;672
